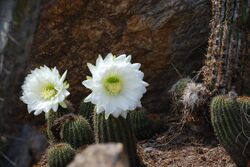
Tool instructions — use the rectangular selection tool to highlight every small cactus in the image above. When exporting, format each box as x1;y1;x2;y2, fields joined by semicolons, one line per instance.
78;100;94;124
128;108;153;140
169;78;192;100
181;82;208;110
47;107;69;141
169;78;192;113
60;115;94;148
47;143;75;167
210;95;250;166
94;112;142;167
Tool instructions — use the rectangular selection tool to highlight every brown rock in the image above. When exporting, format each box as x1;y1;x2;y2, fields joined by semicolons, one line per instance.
4;124;48;167
30;0;211;112
0;0;41;130
68;143;129;167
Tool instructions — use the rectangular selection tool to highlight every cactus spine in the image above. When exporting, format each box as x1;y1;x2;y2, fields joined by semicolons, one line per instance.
237;96;250;112
202;0;250;94
47;143;75;167
47;107;69;141
210;95;250;166
170;78;192;101
61;115;94;148
78;100;94;124
94;112;141;167
128;108;153;140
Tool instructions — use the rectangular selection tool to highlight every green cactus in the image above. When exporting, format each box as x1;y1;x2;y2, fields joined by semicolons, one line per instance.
47;107;69;141
94;112;142;167
169;78;192;112
60;115;94;148
170;78;192;100
78;100;94;124
47;143;75;167
210;95;250;166
237;96;250;113
128;108;153;140
202;0;250;94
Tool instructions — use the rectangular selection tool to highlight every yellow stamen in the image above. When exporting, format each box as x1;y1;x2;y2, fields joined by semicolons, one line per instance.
103;75;123;96
41;83;57;100
86;76;92;80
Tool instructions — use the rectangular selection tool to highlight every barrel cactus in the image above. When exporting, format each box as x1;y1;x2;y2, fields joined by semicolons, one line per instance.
94;112;142;167
210;95;250;166
47;143;75;167
60;115;94;148
128;108;153;140
237;96;250;112
78;100;94;124
46;107;69;141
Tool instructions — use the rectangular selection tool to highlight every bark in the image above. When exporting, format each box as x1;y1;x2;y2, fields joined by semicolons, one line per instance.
0;0;41;132
202;0;250;95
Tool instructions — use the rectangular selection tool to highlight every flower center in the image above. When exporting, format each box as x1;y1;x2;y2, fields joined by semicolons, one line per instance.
41;83;57;100
103;75;123;96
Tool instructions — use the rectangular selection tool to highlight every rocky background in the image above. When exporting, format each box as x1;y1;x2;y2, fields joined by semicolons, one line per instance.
28;0;212;113
3;0;250;166
0;1;212;166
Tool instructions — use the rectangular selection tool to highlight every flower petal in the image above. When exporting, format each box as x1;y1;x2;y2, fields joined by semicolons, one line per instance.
87;63;96;75
20;66;70;115
60;70;67;83
81;53;148;118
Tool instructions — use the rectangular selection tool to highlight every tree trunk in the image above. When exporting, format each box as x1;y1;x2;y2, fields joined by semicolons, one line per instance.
0;0;41;132
202;0;250;95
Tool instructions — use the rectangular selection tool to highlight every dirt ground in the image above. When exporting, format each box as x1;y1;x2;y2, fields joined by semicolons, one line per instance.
138;131;235;167
36;135;235;167
136;115;236;167
36;126;235;167
10;110;236;167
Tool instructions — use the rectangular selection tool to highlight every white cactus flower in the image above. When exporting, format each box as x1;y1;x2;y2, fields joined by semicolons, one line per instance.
20;66;70;115
82;53;148;119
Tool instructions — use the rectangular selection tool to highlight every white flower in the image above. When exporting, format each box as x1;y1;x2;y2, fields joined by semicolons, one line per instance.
20;66;70;115
82;53;148;119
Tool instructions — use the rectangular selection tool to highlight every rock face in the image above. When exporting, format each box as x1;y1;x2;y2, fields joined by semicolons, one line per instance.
4;124;48;167
68;143;129;167
0;0;41;131
30;0;211;112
